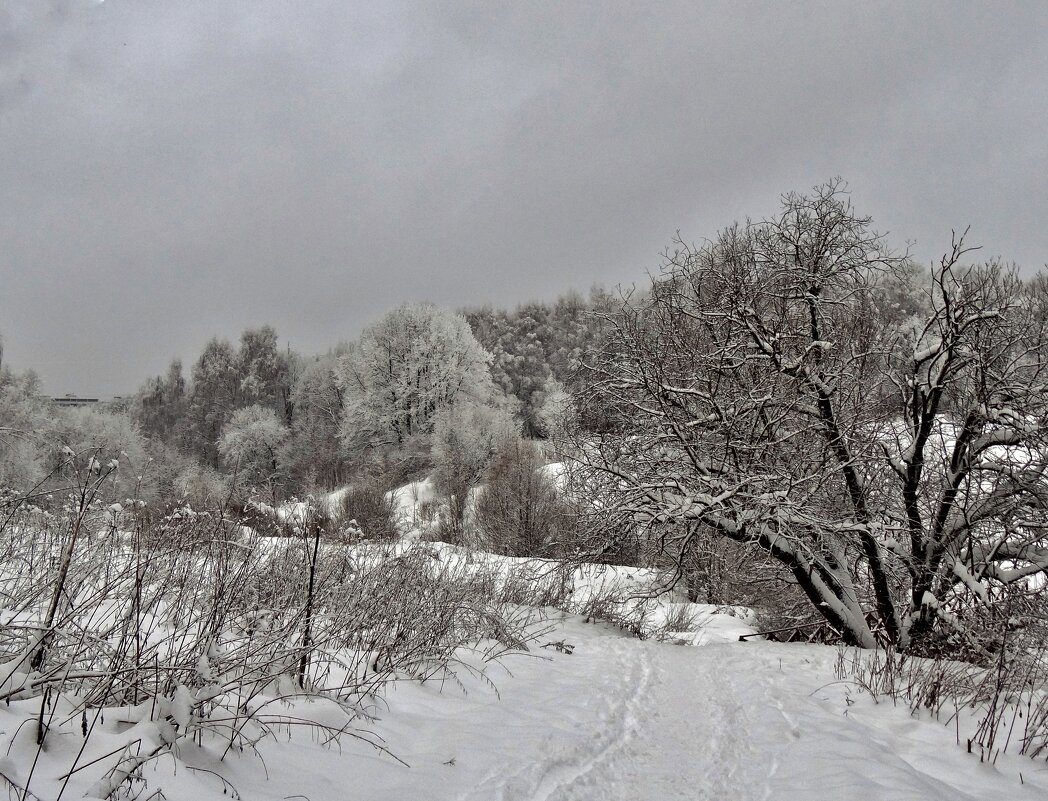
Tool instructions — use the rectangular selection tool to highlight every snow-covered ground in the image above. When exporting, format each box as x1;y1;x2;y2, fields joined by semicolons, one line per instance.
6;477;1046;800
41;611;1034;801
393;617;1048;801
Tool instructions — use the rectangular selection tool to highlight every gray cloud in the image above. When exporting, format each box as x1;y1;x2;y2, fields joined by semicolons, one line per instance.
1;0;1046;395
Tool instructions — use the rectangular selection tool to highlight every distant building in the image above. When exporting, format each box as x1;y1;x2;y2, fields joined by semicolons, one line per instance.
49;394;129;410
50;394;100;408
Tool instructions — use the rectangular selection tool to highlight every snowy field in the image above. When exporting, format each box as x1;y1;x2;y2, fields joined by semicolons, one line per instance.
272;615;1048;801
2;481;1046;800
6;612;1039;801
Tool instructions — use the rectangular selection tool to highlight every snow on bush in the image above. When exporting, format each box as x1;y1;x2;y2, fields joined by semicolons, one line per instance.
0;489;540;800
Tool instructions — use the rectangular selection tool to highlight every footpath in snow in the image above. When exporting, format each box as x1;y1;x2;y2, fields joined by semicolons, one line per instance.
209;611;1046;801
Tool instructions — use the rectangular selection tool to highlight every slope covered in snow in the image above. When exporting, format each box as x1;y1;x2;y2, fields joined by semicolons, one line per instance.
226;480;1048;801
6;476;1045;800
81;612;1038;801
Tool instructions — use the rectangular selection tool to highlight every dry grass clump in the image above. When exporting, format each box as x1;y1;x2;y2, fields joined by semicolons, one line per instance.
837;615;1048;762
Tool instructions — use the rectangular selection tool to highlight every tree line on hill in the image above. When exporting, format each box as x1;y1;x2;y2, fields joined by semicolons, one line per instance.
3;179;1047;657
0;288;610;555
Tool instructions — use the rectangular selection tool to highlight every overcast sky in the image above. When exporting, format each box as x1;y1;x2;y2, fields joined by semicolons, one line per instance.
1;1;1046;396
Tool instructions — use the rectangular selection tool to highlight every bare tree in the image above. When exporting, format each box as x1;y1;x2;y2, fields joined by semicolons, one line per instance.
577;180;1048;651
430;398;516;541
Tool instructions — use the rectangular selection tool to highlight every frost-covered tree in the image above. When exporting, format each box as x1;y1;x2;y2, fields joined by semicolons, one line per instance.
176;327;295;466
0;368;50;491
282;353;348;489
49;406;154;500
430;397;517;538
237;325;294;423
337;303;499;455
132;358;187;444
217;404;289;494
580;180;1048;652
182;338;240;465
534;376;576;441
464;289;610;437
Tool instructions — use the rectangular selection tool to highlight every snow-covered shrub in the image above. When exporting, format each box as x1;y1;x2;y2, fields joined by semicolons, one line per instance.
474;439;577;557
0;500;536;800
431;398;517;541
570;586;652;639
492;559;573;608
336;477;398;541
173;460;231;510
656;603;703;636
838;612;1048;760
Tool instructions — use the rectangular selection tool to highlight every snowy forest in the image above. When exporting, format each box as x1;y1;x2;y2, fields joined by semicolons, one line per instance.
2;182;1048;799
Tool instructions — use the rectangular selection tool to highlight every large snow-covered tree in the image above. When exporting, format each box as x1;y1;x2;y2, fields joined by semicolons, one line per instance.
132;359;187;444
217;404;289;493
237;325;294;422
182;338;241;464
179;327;294;465
337;303;499;452
0;368;50;491
579;181;1048;651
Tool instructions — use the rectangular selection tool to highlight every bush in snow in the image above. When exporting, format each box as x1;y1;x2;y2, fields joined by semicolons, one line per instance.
474;439;578;558
0;490;537;800
431;398;518;543
336;476;399;541
838;605;1048;760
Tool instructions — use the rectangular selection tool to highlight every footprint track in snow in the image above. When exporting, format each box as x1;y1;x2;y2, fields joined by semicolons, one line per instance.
448;628;1043;801
531;640;654;800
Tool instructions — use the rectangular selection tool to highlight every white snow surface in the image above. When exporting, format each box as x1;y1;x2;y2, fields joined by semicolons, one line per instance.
61;478;1045;800
61;612;1037;801
3;564;1045;799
